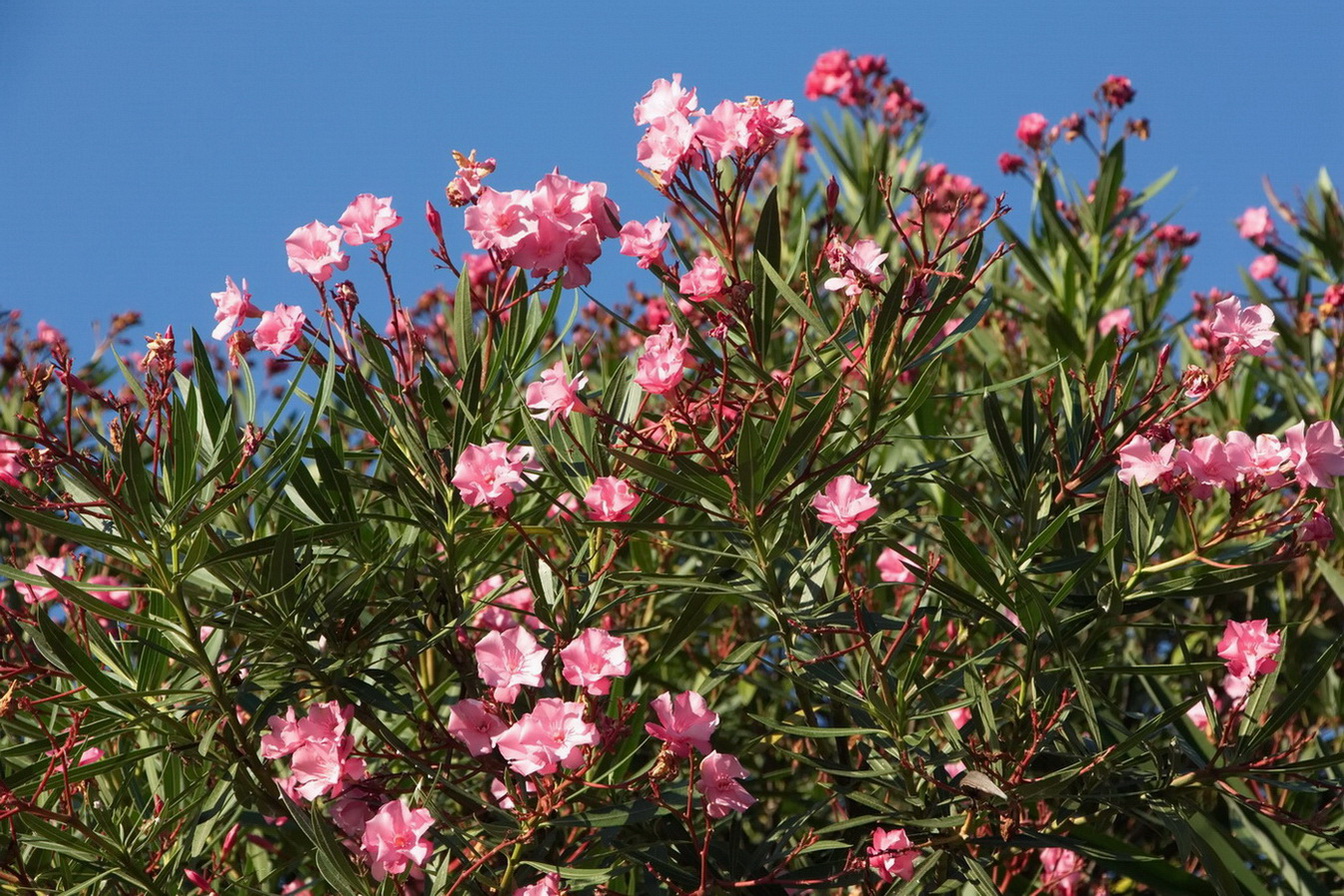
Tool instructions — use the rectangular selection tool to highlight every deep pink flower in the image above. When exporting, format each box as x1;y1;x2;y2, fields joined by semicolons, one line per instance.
560;628;630;696
338;194;402;246
1237;206;1275;245
645;691;719;757
867;827;917;883
360;799;433;881
804;50;857;102
210;276;257;340
1039;847;1085;896
877;547;916;584
618;218;670;269
285;222;349;282
634;324;690;395
452;442;531;510
1217;619;1282;680
823;238;888;297
1285;420;1344;488
1300;508;1335;546
475;626;546;704
1249;254;1278;280
513;873;563;896
811;475;879;534
493;698;597;776
998;152;1026;174
17;555;67;604
1017;113;1049;149
679;255;728;303
526;361;587;423
1097;307;1133;337
86;575;131;611
447;699;508;756
697;751;755;818
253;304;306;356
1209;296;1276;357
1100;75;1136;108
583;477;640;522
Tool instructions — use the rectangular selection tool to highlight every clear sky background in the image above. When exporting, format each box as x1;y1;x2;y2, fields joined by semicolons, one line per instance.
2;1;1341;361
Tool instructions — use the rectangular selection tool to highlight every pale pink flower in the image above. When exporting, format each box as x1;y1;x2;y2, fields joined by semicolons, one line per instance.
285;222;349;282
489;776;536;811
1222;431;1290;488
811;475;879;534
253;303;306;356
0;436;25;486
338;194;402;246
697;751;755;818
694;99;755;162
1285;420;1344;488
547;491;581;521
525;361;587;422
1222;671;1253;702
583;477;640;522
360;799;433;881
1237;206;1275;245
1217;619;1282;680
514;873;563;896
210;276;257;340
633;324;690;395
948;706;972;730
17;555;67;604
823;238;887;297
1187;690;1214;736
1039;847;1085;896
474;626;546;704
452;442;530;510
472;575;538;631
447;699;507;755
86;575;131;611
618;218;670;269
637;114;699;182
260;707;302;759
77;747;103;765
493;698;597;776
560;628;630;695
1017;113;1049;149
634;74;699;126
1097;307;1133;337
679;255;728;303
877;547;916;584
1174;435;1238;499
646;691;719;757
867;827;917;883
1209;296;1276;357
1249;254;1278;280
445;149;496;205
287;701;365;801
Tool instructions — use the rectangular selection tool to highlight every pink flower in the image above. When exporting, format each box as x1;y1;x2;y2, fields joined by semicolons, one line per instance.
618;218;670;269
17;555;67;604
645;691;719;757
1300;508;1335;546
285;222;349;282
338;194;402;246
86;575;131;611
823;238;888;297
452;442;531;510
1017;113;1049;149
634;73;699;126
210;276;257;340
1174;435;1238;499
1100;75;1136;108
949;706;972;730
1237;206;1275;245
998;152;1026;174
1097;307;1133;337
560;628;630;695
633;324;690;395
1285;420;1344;488
472;576;538;631
1209;296;1276;357
877;547;916;584
583;477;640;522
811;475;879;534
1039;847;1085;896
697;751;755;818
1216;619;1282;680
475;626;547;704
260;707;302;759
525;361;587;423
360;799;433;881
445;149;496;206
1223;431;1290;488
253;304;306;356
447;699;508;756
0;436;25;486
679;255;728;303
514;873;563;896
77;747;103;766
867;827;917;883
1249;254;1278;280
263;702;365;802
804;50;857;102
493;698;597;775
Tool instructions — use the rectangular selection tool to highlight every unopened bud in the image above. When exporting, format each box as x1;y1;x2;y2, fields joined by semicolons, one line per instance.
825;177;840;214
425;200;443;239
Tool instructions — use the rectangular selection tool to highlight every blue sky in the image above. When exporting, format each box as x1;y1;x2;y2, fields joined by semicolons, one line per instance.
2;1;1340;361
